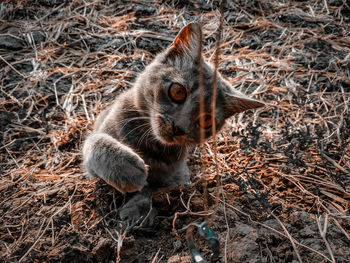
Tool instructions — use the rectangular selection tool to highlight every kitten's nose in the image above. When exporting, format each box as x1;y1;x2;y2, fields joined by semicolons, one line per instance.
173;125;186;136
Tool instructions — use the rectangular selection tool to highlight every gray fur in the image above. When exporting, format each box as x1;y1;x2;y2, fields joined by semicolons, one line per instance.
82;22;264;223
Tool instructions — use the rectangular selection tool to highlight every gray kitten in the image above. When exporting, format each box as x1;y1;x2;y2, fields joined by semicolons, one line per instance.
83;22;264;224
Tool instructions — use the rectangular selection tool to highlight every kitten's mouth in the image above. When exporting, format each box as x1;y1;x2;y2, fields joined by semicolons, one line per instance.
161;135;189;146
160;132;189;146
172;135;188;145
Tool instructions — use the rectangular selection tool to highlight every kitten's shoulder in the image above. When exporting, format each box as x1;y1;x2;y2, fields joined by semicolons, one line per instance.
93;88;138;132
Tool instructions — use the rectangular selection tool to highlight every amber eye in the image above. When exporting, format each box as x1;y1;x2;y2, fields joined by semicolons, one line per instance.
169;83;187;103
198;114;214;129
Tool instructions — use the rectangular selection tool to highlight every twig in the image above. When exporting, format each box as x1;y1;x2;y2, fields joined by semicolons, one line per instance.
211;0;226;223
316;215;336;263
270;213;303;263
322;153;350;177
151;248;162;263
0;55;27;79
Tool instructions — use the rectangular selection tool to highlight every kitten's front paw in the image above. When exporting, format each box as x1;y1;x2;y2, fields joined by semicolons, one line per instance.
108;152;148;194
119;192;157;227
83;133;148;194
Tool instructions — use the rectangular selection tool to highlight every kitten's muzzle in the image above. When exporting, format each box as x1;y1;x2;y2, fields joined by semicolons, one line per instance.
173;125;186;136
172;125;189;144
156;114;189;145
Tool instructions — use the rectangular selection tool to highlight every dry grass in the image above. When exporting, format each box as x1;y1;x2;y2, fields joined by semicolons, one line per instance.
1;0;349;262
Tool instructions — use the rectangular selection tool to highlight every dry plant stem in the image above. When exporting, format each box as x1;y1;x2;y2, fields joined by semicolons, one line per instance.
197;20;209;218
0;55;27;79
270;213;303;263
171;189;213;239
102;218;127;262
135;198;153;228
151;248;162;263
210;0;225;222
330;217;350;241
316;215;336;263
172;210;215;241
221;186;230;263
322;153;350;177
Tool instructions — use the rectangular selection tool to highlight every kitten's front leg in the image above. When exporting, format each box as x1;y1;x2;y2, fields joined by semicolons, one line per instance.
118;161;190;226
167;161;190;186
83;133;148;194
118;187;157;226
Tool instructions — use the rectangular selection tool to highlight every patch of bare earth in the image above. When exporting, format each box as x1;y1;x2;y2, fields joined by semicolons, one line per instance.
0;0;349;262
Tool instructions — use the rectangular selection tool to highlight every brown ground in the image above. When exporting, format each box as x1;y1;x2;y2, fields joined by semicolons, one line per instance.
1;0;349;262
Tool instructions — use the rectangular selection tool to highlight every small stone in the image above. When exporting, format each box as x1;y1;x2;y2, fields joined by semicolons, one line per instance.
31;31;46;44
168;254;192;263
168;255;181;263
191;196;203;210
235;224;255;236
0;34;25;50
327;0;343;6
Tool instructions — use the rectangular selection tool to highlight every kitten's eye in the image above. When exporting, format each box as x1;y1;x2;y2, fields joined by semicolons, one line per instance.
198;114;214;129
169;83;187;103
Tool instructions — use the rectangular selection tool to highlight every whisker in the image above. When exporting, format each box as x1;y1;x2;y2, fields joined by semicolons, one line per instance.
137;127;153;148
117;108;150;114
123;123;151;139
118;116;150;131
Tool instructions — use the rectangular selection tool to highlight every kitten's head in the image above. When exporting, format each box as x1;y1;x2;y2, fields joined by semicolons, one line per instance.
135;22;264;146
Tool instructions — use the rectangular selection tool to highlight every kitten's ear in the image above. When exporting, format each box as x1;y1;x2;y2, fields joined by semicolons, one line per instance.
166;22;202;61
223;89;265;118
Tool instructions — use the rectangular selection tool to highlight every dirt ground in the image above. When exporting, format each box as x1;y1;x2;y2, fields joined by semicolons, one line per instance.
1;0;349;262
